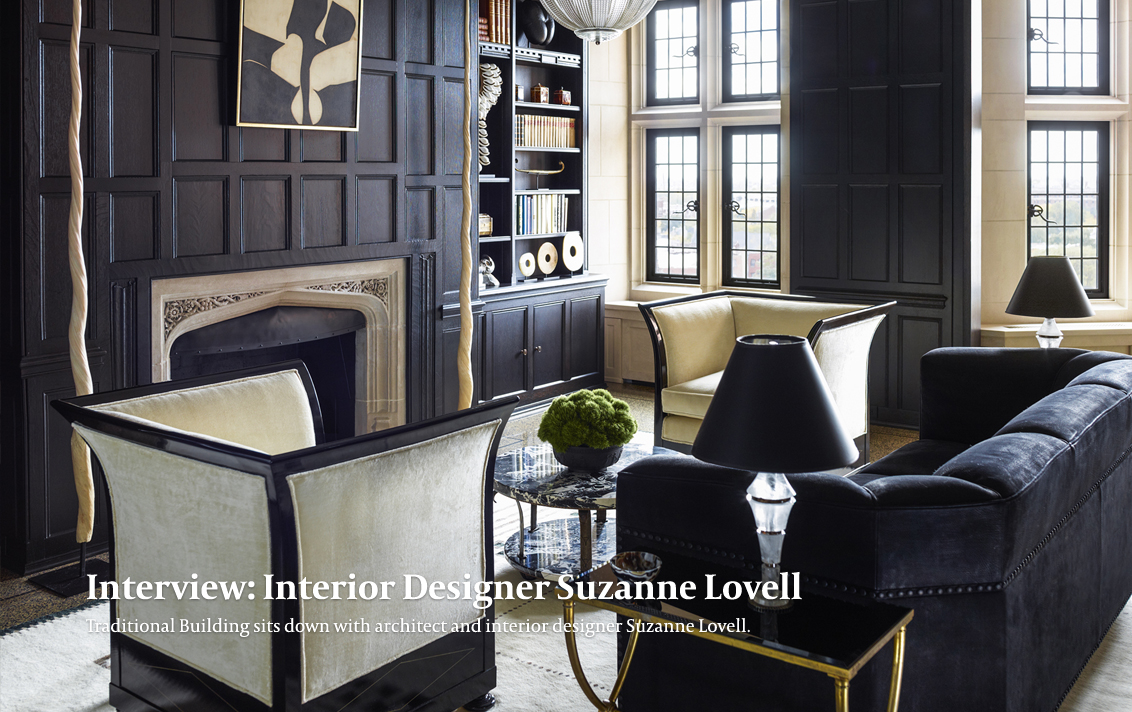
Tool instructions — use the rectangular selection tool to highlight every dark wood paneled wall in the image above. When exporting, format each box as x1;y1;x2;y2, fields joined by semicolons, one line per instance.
1;0;477;573
790;0;978;427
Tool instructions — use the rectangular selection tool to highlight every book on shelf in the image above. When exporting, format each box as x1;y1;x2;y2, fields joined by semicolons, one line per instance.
517;193;569;236
514;115;576;149
479;0;511;45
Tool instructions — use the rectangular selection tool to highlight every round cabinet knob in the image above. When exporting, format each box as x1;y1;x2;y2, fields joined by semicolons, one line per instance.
520;348;528;356
535;345;542;352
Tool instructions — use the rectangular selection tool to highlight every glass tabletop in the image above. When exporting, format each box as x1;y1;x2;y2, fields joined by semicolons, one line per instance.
567;556;913;677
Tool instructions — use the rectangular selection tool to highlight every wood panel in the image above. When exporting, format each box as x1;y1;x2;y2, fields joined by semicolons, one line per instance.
111;0;155;35
358;71;396;162
172;54;226;162
569;294;601;378
110;48;156;177
40;194;94;340
111;192;158;261
174;178;227;256
532;301;565;388
241;128;288;161
6;0;478;573
791;0;974;427
301;177;346;248
172;0;224;41
40;40;92;177
357;177;396;243
362;0;395;59
241;177;289;252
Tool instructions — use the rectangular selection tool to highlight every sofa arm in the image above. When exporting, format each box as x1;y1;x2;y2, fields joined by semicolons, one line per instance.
616;455;878;584
919;347;1093;444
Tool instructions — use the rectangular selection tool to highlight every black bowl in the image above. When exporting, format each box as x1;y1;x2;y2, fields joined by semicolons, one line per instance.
553;445;623;474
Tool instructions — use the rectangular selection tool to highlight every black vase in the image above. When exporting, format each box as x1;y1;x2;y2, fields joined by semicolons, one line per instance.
518;0;556;46
553;445;623;474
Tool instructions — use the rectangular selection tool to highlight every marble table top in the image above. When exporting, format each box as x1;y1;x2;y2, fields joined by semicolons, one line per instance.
493;433;671;510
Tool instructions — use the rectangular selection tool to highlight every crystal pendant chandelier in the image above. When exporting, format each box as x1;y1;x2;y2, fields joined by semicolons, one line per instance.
539;0;659;44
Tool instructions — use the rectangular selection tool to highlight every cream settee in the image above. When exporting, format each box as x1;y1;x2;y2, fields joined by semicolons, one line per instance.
639;292;892;461
54;361;516;712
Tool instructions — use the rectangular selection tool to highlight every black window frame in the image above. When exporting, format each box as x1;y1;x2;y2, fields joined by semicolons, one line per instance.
646;127;701;284
646;0;700;107
722;125;781;288
1027;0;1109;95
721;0;781;103
1026;120;1109;298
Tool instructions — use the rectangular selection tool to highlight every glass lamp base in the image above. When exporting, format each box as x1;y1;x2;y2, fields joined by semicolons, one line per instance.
1035;317;1063;349
747;561;794;612
749;593;794;612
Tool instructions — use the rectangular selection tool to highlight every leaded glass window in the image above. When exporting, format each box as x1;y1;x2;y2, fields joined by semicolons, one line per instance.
723;126;779;286
723;0;779;101
1028;0;1108;94
647;0;699;106
646;128;700;282
1028;122;1108;296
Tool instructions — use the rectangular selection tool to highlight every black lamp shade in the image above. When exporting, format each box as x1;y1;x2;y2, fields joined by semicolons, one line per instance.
691;335;858;473
1005;256;1095;318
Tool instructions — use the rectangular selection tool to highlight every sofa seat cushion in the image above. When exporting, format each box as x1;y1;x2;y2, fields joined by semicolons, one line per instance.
661;371;723;419
854;439;970;477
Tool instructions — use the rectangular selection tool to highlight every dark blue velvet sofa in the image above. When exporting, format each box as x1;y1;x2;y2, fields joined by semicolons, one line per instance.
615;348;1132;712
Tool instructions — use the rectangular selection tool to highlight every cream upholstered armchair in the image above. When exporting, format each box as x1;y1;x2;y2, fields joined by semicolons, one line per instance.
639;292;893;463
54;361;516;712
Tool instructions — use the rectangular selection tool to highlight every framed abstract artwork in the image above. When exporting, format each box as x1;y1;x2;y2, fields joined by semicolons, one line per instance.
237;0;364;131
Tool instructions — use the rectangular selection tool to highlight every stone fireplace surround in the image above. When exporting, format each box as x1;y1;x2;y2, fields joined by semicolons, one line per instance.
152;260;407;434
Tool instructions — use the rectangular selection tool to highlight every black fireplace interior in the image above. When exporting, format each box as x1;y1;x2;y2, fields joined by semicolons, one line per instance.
170;306;364;443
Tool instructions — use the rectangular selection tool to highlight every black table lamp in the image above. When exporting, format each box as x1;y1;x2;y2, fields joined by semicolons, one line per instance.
1005;255;1095;348
692;335;858;610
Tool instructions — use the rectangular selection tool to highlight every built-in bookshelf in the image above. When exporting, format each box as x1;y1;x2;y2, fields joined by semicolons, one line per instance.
476;1;588;291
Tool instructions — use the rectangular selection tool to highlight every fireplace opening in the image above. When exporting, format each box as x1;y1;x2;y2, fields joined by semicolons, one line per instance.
170;306;365;443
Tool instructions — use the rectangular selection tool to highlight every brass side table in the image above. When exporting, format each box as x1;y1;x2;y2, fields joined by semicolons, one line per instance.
562;563;912;712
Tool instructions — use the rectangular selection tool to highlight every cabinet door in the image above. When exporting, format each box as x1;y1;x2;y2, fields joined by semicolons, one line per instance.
569;294;602;378
488;306;528;398
532;301;565;389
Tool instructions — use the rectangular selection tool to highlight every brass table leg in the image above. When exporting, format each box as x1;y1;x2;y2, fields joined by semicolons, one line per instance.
579;509;593;572
832;677;849;712
564;601;640;712
886;626;907;712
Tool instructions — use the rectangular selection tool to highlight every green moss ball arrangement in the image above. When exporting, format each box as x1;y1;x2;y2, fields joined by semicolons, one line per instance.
537;389;638;453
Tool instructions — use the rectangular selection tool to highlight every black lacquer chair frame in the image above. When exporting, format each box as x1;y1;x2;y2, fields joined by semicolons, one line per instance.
54;360;518;712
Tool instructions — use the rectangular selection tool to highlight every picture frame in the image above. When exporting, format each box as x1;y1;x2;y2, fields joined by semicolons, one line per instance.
236;0;365;131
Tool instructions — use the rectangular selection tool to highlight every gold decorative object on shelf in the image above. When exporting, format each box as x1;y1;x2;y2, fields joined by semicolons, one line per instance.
478;213;493;236
562;232;584;271
552;87;571;105
519;252;537;277
538;241;559;274
516;161;565;190
531;83;550;103
515;161;566;177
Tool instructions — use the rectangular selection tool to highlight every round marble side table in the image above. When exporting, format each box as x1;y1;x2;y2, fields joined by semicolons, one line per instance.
493;433;672;579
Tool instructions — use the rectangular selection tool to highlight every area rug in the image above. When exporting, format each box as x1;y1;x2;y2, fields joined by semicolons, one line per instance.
4;512;1132;711
0;503;616;712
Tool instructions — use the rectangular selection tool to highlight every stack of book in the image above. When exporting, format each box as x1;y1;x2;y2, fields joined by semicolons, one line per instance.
517;194;569;235
514;116;576;148
480;0;511;45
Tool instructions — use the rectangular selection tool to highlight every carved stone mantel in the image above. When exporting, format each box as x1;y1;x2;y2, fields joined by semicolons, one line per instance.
151;260;407;433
